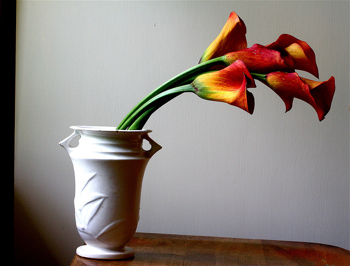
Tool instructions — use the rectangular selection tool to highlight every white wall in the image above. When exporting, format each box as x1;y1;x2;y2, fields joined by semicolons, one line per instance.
15;1;349;265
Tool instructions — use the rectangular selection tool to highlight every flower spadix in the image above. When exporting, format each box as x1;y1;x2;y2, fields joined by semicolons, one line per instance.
192;60;256;114
199;12;247;63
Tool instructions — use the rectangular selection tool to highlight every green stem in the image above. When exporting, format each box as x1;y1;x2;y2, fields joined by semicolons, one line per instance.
117;57;225;129
120;84;196;130
251;73;267;82
128;106;158;130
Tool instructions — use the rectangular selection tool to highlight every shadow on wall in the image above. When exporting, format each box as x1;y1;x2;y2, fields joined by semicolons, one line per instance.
14;191;61;266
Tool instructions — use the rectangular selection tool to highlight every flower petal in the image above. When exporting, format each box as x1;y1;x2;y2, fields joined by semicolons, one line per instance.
300;76;335;117
224;44;292;73
265;72;325;120
192;60;255;114
266;34;319;78
199;12;247;63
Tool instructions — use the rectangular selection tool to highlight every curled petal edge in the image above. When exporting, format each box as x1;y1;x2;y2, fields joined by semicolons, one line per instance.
266;34;319;78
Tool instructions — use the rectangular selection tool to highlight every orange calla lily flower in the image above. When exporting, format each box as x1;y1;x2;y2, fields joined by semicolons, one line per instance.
224;44;293;73
264;72;335;121
199;12;247;63
266;34;319;78
192;60;256;114
300;76;335;117
118;12;336;130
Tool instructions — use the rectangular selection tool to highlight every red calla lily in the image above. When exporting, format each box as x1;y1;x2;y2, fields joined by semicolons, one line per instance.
266;34;319;78
224;44;293;73
118;12;336;130
301;76;335;117
265;72;335;121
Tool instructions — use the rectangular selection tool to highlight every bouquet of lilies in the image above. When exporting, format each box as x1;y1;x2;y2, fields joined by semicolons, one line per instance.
117;12;335;130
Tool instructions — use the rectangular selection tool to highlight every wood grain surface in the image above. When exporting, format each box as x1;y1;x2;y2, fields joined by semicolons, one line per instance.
71;233;350;265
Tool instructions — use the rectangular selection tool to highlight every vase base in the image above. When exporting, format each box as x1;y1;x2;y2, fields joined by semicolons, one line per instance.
76;245;134;260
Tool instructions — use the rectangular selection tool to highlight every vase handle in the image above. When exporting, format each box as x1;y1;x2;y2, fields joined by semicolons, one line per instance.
142;134;162;158
59;130;80;153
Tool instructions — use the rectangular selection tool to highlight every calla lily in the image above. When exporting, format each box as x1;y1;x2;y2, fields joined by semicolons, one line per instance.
117;12;336;130
300;76;335;117
266;34;319;78
199;12;247;63
191;60;256;114
224;44;293;73
264;72;334;121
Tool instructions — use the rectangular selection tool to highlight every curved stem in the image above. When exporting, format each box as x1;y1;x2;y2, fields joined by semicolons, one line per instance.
119;84;196;130
117;57;225;129
128;106;158;130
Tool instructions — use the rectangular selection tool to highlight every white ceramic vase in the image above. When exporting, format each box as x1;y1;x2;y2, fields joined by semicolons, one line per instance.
59;126;161;260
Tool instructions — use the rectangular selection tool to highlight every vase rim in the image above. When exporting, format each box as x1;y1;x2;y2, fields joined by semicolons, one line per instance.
70;126;152;133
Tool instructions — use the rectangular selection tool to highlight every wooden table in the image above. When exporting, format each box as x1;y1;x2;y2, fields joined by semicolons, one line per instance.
71;232;350;265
